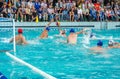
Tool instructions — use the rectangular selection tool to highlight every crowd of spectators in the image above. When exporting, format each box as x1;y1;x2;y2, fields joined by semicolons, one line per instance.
0;0;120;22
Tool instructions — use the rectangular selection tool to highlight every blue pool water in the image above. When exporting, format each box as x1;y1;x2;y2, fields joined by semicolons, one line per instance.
0;28;120;79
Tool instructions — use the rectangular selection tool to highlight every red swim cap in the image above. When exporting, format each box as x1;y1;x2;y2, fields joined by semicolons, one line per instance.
18;28;23;33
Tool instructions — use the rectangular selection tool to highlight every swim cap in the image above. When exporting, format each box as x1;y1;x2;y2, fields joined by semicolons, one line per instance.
18;28;23;33
46;27;50;31
70;28;75;33
97;40;103;46
108;40;114;46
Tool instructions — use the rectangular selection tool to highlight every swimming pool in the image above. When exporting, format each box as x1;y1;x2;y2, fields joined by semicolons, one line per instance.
0;27;120;79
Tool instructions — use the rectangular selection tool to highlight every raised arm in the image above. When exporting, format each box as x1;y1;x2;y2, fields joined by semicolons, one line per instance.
76;30;84;35
45;19;54;27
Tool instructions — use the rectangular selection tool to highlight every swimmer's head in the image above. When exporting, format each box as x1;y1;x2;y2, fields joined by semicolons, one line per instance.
46;26;50;31
61;30;66;34
97;40;103;46
108;40;114;46
70;28;75;33
18;28;23;34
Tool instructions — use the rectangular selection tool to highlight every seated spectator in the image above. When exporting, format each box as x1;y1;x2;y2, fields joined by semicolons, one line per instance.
1;2;8;17
69;8;74;21
78;7;83;21
62;8;68;21
25;5;31;21
100;8;105;21
47;5;54;21
74;7;78;21
94;1;101;11
31;6;37;22
34;0;41;11
27;0;34;9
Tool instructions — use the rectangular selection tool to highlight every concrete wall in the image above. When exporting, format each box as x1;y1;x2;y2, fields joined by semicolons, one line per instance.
0;22;120;29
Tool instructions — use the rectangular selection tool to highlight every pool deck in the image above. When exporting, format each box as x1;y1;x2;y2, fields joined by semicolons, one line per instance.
0;22;120;29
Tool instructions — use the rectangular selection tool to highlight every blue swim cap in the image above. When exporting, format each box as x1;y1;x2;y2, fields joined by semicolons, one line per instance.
97;40;103;46
46;27;50;31
70;28;75;33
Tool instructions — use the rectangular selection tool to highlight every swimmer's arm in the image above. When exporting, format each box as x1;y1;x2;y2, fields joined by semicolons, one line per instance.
45;19;53;27
76;30;84;35
22;37;28;44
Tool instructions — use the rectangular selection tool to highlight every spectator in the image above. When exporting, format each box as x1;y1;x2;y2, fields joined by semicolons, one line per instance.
94;1;101;11
92;0;97;4
77;7;83;21
62;8;69;21
0;0;119;22
1;2;8;17
58;7;63;21
69;8;74;21
27;0;34;9
38;8;43;21
74;7;78;21
100;8;105;21
34;0;41;11
16;0;21;9
25;5;31;21
47;5;54;21
31;6;37;22
56;0;63;8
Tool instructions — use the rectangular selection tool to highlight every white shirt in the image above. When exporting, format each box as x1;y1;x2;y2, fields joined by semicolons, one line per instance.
78;9;83;14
